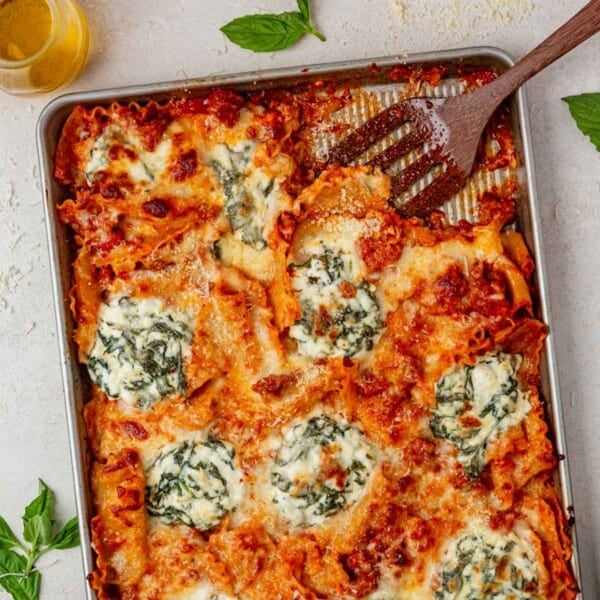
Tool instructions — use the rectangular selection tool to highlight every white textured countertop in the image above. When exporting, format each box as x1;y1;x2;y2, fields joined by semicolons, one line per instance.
0;1;598;598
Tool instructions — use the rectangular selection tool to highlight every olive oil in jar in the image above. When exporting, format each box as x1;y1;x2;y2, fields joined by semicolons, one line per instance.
0;0;89;95
0;0;53;61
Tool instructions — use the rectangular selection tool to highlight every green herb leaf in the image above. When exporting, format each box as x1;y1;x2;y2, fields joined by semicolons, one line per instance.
0;517;20;551
22;481;54;548
23;516;53;550
0;549;40;600
221;13;305;52
562;93;600;152
297;0;310;20
50;517;80;550
22;481;54;526
295;0;325;40
220;2;325;53
0;480;80;600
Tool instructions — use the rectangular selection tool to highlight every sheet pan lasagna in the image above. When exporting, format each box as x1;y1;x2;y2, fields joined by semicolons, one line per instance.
54;68;577;599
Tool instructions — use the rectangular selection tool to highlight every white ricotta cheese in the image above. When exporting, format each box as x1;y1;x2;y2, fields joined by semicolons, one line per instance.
289;244;383;359
270;414;377;528
430;352;531;477
434;525;539;599
208;140;288;250
85;126;173;187
86;296;193;409
85;132;110;182
145;436;243;531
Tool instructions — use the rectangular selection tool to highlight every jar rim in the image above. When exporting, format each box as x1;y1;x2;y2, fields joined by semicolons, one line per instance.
0;0;59;69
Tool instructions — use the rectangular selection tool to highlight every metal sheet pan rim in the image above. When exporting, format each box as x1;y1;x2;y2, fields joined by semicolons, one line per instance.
513;83;582;589
38;46;516;118
36;141;95;589
36;46;582;599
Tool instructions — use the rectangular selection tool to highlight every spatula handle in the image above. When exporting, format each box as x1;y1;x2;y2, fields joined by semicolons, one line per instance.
489;0;600;102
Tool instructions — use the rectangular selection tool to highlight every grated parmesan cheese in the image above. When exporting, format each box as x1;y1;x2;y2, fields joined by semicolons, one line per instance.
391;0;535;43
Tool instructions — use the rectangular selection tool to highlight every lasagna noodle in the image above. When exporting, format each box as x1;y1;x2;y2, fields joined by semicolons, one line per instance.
90;449;148;591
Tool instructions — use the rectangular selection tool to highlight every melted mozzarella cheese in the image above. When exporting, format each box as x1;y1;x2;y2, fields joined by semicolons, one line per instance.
366;572;417;600
379;227;504;309
85;126;173;187
251;305;285;376
215;234;278;283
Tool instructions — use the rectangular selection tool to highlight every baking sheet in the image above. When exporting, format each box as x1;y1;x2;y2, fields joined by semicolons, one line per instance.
36;46;582;599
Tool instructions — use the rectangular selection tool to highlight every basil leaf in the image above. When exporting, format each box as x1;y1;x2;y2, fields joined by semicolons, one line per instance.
297;0;310;20
221;13;305;52
22;481;54;547
22;481;54;525
284;9;325;41
0;517;20;551
50;517;80;550
23;515;52;549
0;549;40;600
221;4;325;53
563;93;600;152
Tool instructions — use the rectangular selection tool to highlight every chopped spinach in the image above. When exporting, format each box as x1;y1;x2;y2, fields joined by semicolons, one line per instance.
84;129;156;186
435;531;538;599
86;297;193;409
289;245;383;358
430;352;530;478
145;437;240;530
210;141;275;250
142;161;155;182
85;133;110;184
270;415;376;527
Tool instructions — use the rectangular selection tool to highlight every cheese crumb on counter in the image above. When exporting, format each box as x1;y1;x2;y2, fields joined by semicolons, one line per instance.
391;0;535;42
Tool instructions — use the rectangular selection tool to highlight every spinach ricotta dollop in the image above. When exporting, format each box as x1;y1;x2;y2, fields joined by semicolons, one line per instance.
430;352;531;478
435;529;539;599
271;415;376;527
86;296;193;409
289;245;383;359
85;127;168;186
145;437;242;530
210;140;282;250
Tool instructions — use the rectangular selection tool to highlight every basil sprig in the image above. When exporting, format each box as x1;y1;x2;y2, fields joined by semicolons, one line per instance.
0;480;79;600
563;92;600;152
220;0;325;53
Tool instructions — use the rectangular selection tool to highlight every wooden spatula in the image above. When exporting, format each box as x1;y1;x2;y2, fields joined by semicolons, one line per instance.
329;0;600;218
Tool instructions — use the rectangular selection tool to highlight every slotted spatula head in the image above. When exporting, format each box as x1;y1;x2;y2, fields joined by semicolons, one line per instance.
327;94;488;219
329;0;600;219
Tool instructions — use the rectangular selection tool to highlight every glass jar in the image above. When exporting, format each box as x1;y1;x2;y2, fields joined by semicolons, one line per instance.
0;0;89;95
